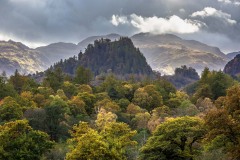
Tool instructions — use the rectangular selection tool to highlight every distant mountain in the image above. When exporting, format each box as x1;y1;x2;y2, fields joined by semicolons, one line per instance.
224;54;240;76
226;51;240;60
1;33;230;76
59;32;228;75
131;33;229;75
35;33;121;65
36;42;79;63
0;40;49;76
51;37;153;76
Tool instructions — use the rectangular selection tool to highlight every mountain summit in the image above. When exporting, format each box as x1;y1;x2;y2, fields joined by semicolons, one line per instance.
52;37;153;76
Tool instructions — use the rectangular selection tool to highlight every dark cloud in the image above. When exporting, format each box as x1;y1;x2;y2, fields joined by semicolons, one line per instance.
0;0;239;52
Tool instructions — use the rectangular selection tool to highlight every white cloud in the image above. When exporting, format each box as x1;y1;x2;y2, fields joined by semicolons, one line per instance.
218;0;240;5
179;8;186;13
191;7;237;25
111;14;201;34
111;15;128;26
218;0;232;4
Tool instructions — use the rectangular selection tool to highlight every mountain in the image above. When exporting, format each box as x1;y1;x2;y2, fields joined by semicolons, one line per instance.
35;33;121;65
0;40;49;76
224;54;240;76
131;33;229;75
36;42;79;63
77;33;121;49
51;37;153;76
60;32;229;75
227;51;240;60
1;33;229;76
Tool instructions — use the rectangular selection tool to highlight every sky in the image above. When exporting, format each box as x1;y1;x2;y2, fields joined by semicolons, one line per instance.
0;0;240;53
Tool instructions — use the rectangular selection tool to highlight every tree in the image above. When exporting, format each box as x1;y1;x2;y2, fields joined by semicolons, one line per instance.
44;95;69;141
95;108;117;130
203;84;240;159
94;98;120;113
140;116;205;160
74;66;93;84
66;122;119;160
133;88;152;110
43;67;64;91
0;96;23;122
77;92;96;115
61;81;77;98
100;122;137;159
0;120;53;160
0;74;16;100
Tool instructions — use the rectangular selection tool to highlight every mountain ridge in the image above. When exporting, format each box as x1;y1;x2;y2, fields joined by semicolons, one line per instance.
0;33;230;76
0;40;49;75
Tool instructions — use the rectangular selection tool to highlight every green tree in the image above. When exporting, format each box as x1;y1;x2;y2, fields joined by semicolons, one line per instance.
74;66;93;84
100;122;138;159
77;92;96;115
43;67;64;91
44;95;69;141
0;74;16;100
140;116;205;160
62;81;77;98
66;122;118;160
0;96;23;122
203;84;240;159
0;120;53;160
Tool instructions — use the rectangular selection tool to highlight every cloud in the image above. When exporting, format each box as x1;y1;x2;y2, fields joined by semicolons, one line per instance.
191;7;237;25
111;14;201;34
218;0;240;6
111;15;128;26
0;0;240;52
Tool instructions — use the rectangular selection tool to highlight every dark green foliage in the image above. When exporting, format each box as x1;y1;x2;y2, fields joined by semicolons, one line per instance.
193;68;235;101
44;96;69;141
74;66;93;84
9;69;38;93
0;96;23;122
153;78;176;104
0;73;16;100
50;37;153;77
140;117;205;160
0;120;53;160
43;67;65;91
167;65;200;89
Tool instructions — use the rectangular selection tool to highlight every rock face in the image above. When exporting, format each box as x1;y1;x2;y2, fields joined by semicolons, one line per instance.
224;54;240;76
52;37;153;76
0;40;49;76
131;33;229;75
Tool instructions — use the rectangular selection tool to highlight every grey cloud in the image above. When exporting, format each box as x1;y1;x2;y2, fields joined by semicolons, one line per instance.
0;0;239;52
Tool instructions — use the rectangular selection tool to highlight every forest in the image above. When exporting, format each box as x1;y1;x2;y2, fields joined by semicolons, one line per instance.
0;64;240;160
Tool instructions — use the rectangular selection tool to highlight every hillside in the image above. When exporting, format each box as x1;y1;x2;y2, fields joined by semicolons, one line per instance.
36;42;79;63
131;33;229;75
224;54;240;76
227;51;240;60
52;37;153;76
1;33;230;76
0;40;49;75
